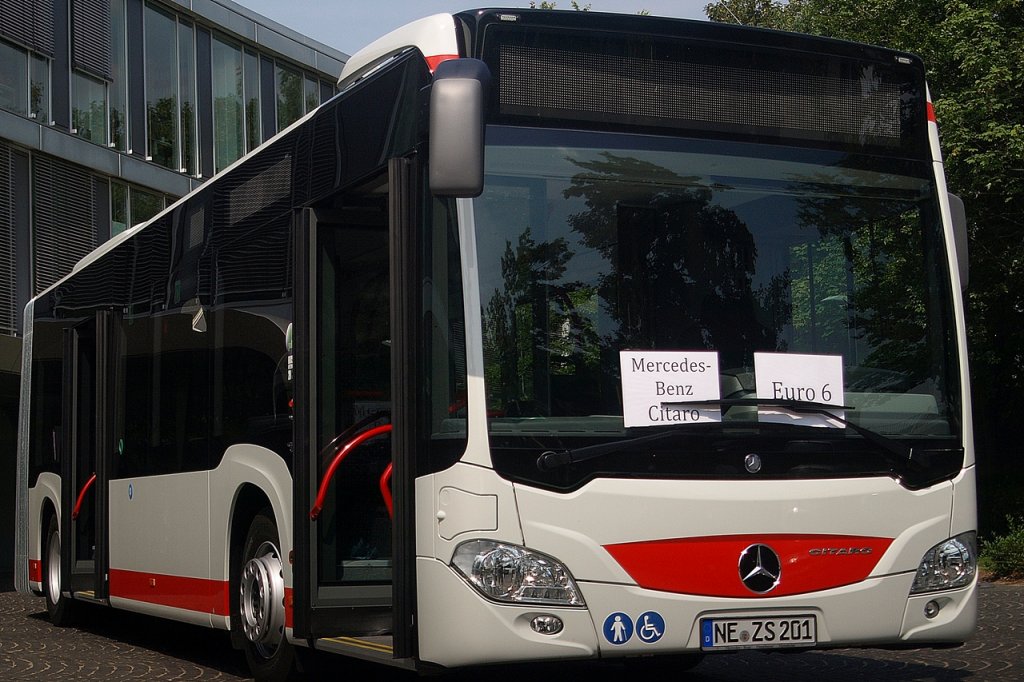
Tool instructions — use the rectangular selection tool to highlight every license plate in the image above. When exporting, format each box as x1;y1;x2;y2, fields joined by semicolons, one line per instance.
700;615;817;650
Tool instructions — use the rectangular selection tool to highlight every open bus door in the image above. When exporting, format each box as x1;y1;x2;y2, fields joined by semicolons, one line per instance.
60;310;116;603
293;158;419;666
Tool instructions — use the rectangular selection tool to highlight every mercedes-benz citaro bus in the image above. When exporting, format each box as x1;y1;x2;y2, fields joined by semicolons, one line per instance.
16;8;976;681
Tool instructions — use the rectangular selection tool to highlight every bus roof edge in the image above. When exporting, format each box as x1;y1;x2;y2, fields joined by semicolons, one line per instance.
338;13;461;88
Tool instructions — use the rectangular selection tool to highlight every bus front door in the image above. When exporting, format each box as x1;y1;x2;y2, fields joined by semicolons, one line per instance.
297;172;395;640
61;311;114;602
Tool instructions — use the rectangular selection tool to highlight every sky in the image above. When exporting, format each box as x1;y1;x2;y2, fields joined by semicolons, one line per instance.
233;1;713;55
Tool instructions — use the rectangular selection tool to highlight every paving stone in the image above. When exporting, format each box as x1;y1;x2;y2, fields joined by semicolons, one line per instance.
0;583;1019;680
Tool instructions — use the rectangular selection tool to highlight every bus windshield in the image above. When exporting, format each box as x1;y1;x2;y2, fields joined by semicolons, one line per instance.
472;126;960;484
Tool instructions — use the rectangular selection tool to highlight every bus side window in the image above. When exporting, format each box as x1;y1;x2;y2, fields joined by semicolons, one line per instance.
212;307;292;464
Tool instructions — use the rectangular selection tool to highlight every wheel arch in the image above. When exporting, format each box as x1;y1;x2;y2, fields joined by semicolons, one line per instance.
26;473;62;595
211;445;293;643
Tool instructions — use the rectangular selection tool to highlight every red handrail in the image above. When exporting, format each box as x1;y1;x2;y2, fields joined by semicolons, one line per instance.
379;463;394;519
72;473;97;521
310;424;392;520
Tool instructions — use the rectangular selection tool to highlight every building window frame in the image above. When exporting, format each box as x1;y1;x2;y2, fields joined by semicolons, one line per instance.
71;69;109;145
274;60;303;130
179;19;198;175
143;1;181;170
211;32;244;174
0;38;30;117
109;0;129;151
243;48;261;153
111;179;168;237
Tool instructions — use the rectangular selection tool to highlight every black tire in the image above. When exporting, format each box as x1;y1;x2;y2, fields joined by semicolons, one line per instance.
238;511;298;682
43;514;77;626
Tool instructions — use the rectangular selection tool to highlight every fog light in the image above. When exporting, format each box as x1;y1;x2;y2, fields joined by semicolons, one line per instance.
924;600;940;619
530;614;563;635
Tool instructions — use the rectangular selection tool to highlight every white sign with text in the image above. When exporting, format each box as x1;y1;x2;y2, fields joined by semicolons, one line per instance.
619;351;721;428
754;352;845;428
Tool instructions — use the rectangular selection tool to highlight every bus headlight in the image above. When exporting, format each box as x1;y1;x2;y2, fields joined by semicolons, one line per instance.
910;532;977;595
450;540;585;607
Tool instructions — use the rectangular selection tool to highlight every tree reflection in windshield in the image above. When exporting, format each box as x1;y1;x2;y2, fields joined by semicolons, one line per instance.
791;172;952;396
474;133;957;436
483;227;601;416
563;152;783;363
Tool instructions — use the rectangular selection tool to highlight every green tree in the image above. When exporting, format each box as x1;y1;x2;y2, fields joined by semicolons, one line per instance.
705;0;1024;531
704;0;795;28
530;1;592;9
528;2;651;14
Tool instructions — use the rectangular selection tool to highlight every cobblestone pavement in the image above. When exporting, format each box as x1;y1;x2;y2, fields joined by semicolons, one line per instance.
0;582;1019;680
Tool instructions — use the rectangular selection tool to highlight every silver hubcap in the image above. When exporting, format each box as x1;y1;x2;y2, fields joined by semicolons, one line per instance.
240;540;285;657
47;527;61;605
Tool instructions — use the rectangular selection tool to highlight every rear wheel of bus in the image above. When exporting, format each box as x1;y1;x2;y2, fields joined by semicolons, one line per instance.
43;514;77;626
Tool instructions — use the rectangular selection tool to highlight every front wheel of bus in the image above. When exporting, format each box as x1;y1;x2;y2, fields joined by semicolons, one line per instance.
239;512;296;682
43;514;76;626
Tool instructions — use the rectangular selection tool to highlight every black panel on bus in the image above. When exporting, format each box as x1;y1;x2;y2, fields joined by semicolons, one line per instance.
457;9;930;157
29;51;433;480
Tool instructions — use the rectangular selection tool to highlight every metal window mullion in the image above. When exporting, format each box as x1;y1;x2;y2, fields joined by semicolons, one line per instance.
174;16;182;173
105;75;111;146
111;0;129;150
182;22;198;175
0;143;14;333
141;5;149;160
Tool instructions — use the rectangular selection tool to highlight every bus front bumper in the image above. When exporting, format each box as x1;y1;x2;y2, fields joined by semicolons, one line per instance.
416;556;976;667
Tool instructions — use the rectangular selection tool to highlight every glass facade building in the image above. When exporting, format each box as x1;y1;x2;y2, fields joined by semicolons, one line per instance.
0;0;346;583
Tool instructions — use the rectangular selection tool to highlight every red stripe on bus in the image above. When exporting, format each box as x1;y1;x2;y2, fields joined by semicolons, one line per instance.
109;569;231;616
285;587;294;628
605;534;892;598
927;101;936;122
29;560;42;583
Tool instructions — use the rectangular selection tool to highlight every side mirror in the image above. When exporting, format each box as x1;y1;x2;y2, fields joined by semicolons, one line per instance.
429;59;491;198
947;193;968;290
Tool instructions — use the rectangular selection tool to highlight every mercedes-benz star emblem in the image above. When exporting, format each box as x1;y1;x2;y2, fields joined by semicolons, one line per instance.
738;544;781;593
744;453;762;474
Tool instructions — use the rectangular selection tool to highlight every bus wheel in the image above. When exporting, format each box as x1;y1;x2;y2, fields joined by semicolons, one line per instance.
43;514;76;626
239;511;295;682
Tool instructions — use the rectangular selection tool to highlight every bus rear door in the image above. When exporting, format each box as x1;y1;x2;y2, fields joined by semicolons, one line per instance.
61;310;117;603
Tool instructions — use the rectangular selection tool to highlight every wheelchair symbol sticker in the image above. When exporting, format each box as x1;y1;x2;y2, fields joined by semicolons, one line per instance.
603;612;633;644
636;611;665;644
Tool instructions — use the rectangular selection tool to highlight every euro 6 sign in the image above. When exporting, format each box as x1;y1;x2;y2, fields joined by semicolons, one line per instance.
753;352;845;428
619;351;721;428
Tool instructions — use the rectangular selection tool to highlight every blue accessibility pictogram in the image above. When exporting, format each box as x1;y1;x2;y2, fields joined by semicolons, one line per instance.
636;611;665;643
603;612;633;645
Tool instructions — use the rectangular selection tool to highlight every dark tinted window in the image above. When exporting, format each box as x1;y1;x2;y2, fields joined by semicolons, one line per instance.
27;319;63;483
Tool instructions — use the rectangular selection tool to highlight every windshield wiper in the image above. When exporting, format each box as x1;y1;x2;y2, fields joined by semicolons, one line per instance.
536;427;712;471
535;398;913;472
662;398;913;464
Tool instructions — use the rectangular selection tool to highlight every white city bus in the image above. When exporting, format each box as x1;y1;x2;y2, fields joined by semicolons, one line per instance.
16;8;976;680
